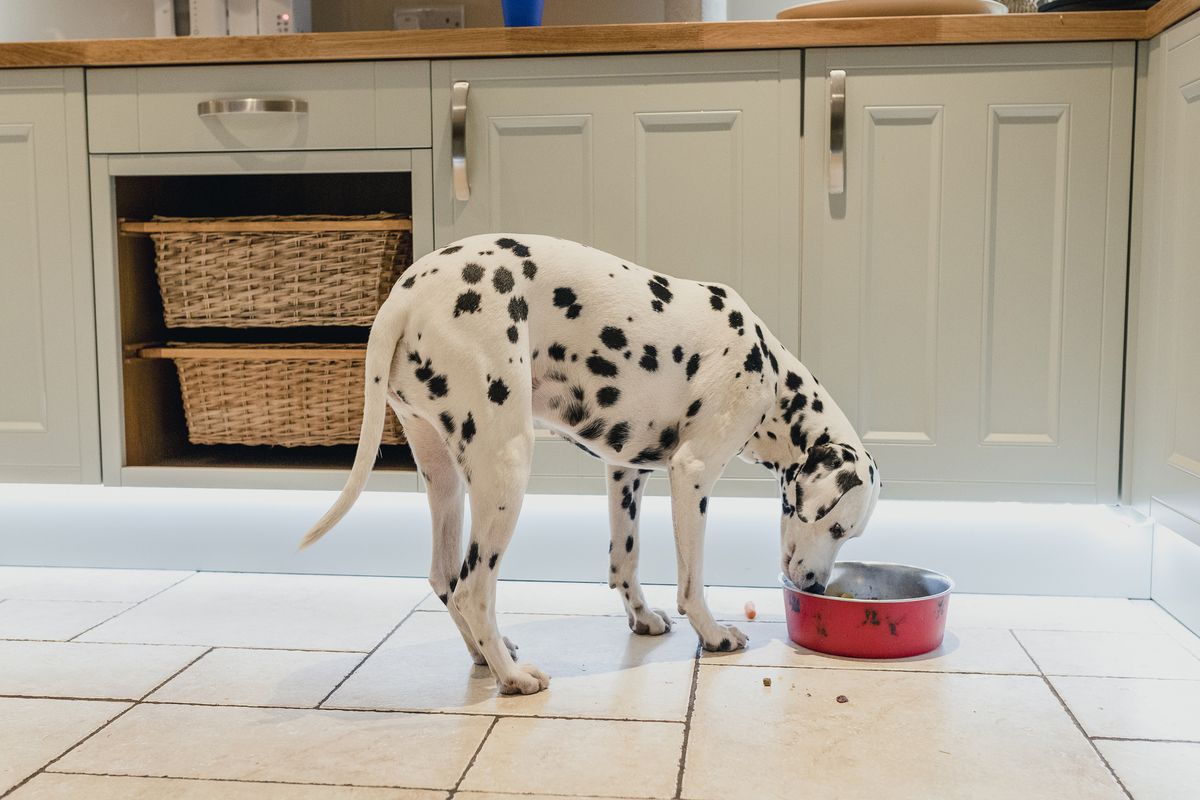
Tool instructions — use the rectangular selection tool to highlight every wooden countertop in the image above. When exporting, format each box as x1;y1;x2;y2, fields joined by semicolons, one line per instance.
1;0;1196;70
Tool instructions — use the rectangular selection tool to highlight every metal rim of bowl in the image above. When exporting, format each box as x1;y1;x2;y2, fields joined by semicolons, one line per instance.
779;560;955;604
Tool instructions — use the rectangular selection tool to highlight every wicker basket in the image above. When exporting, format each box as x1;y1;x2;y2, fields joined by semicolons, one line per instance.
139;343;405;447
123;214;412;328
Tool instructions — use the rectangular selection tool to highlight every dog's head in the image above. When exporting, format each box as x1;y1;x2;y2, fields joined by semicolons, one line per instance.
778;443;877;593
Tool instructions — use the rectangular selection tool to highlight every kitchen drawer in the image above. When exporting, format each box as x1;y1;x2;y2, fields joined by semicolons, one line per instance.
87;61;430;154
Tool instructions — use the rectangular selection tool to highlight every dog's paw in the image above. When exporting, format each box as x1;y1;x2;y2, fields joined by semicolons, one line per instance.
497;663;550;695
629;608;673;636
701;624;749;652
470;635;518;666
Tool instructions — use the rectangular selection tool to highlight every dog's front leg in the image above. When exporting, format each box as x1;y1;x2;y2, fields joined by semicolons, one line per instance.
668;444;748;652
605;466;672;636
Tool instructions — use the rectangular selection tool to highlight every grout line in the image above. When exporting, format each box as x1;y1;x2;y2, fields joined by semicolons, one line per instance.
0;638;372;654
698;661;1041;678
447;715;499;799
1009;630;1135;800
315;599;427;709
37;770;453;792
1092;736;1200;744
673;635;703;800
138;647;215;701
65;572;197;643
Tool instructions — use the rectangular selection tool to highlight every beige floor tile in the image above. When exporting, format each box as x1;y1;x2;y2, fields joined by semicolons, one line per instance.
52;703;491;789
459;717;682;798
1094;740;1200;800
0;641;205;700
701;620;1036;674
9;773;446;799
0;697;129;794
0;567;192;603
683;667;1126;800
417;580;682;618
148;648;364;707
949;594;1147;632
327;611;696;721
1050;676;1200;740
708;585;786;622
0;599;130;641
457;794;666;800
1015;630;1200;679
78;573;429;651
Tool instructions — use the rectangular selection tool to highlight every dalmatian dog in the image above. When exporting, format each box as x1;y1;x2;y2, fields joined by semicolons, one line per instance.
301;234;880;695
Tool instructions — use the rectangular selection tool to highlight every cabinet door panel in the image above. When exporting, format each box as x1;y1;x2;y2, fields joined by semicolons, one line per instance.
0;70;99;483
804;44;1133;502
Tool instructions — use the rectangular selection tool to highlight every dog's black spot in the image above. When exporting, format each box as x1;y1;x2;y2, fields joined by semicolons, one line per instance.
459;561;468;580
628;499;637;521
461;263;484;284
837;469;863;494
626;535;634;552
648;279;673;306
439;411;455;433
830;522;846;539
728;310;744;331
709;285;727;298
639;345;659;372
402;275;416;289
553;287;577;308
548;343;567;361
631;447;663;465
587;355;618;378
488;553;499;569
699;496;708;514
496;237;531;258
441;245;462;255
786;371;803;391
507;296;529;322
373;376;381;384
607;421;631;452
492;267;515;294
686;399;702;417
672;345;684;363
802;443;841;475
717;638;732;652
488;378;510;405
814;430;832;448
686;353;701;381
567;304;582;319
659;425;678;450
621;486;632;509
633;478;640;490
449;576;458;593
454;291;481;317
744;344;763;373
522;259;538;279
427;375;449;398
461;413;476;443
597;386;620;407
791;424;808;451
414;361;433;382
812;397;824;413
651;300;664;313
600;326;627;350
782;393;807;424
506;325;519;343
612;470;625;482
564;398;589;426
467;541;479;572
710;295;724;311
438;593;448;604
869;463;876;482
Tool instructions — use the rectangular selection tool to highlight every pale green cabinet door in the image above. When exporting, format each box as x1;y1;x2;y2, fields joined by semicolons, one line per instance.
803;44;1134;502
432;52;801;494
1131;20;1200;525
0;70;99;483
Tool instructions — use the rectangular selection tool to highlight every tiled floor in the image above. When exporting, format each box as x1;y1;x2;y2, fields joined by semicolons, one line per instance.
1;568;1198;799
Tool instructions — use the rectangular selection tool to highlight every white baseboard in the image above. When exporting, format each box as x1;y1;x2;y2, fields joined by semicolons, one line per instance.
0;483;1152;598
1150;502;1200;636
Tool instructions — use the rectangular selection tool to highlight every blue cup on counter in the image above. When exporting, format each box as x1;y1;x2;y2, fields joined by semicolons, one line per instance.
502;0;544;26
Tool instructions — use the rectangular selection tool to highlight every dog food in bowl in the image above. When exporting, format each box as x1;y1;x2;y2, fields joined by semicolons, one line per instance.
781;561;953;658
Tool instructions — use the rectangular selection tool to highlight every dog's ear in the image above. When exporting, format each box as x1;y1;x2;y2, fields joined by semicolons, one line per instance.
797;443;864;522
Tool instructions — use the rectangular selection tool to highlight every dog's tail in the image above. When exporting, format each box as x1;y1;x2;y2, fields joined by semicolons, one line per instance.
299;293;407;549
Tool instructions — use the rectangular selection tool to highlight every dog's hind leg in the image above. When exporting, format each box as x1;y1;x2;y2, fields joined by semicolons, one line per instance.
605;466;672;636
452;421;548;695
403;416;514;665
668;442;748;652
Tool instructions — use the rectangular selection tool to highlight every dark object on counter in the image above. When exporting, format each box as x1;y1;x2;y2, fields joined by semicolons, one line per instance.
1038;0;1158;11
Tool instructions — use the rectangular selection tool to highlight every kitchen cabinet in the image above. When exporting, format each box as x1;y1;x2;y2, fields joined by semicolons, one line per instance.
801;43;1134;502
431;52;801;495
1131;13;1200;534
0;69;100;483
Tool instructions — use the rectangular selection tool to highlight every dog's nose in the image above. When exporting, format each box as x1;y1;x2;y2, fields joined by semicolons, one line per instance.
803;581;826;595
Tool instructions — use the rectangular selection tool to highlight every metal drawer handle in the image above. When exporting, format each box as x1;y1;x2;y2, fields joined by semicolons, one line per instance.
828;69;846;196
451;80;470;202
197;98;309;116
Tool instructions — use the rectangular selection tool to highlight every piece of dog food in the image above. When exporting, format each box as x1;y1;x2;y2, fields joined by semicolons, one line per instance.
838;592;855;599
762;677;772;687
836;695;849;704
744;601;757;620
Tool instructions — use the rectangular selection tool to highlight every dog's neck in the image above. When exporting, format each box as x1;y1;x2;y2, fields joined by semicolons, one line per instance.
739;354;834;479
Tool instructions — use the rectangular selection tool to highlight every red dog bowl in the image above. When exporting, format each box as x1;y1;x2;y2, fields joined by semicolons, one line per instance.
781;561;953;658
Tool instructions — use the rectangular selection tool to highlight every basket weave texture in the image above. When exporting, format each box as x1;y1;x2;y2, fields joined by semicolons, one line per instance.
150;214;411;328
167;343;406;447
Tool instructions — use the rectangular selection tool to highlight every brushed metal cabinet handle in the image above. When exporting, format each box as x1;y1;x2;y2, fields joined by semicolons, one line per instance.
196;98;308;116
828;69;846;196
451;80;471;202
